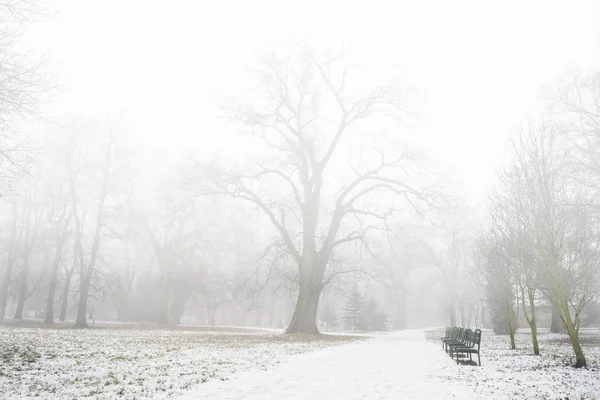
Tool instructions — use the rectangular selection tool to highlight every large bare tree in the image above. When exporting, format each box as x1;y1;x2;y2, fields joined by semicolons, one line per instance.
197;46;437;334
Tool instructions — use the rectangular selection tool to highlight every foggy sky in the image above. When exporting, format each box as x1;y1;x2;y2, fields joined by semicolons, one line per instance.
20;0;600;204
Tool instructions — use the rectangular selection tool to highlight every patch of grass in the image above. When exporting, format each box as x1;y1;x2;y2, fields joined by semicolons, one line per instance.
0;343;41;364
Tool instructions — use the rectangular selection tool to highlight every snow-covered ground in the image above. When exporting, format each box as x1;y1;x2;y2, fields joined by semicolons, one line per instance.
180;329;600;399
180;329;477;399
0;326;359;399
1;325;599;399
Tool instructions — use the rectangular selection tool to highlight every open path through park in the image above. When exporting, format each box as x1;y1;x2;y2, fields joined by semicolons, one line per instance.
180;330;478;400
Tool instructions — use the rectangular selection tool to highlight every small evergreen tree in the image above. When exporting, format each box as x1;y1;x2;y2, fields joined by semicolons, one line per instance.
343;287;366;332
487;292;509;335
364;297;388;331
320;303;337;331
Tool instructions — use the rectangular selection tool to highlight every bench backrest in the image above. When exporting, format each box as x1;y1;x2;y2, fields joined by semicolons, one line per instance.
473;329;482;350
449;326;458;339
463;329;475;347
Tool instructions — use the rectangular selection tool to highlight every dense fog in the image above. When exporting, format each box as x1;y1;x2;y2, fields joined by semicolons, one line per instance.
1;0;599;373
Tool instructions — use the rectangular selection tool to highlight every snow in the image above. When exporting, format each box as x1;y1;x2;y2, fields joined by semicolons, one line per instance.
1;325;599;399
180;330;600;400
179;330;475;400
0;326;359;399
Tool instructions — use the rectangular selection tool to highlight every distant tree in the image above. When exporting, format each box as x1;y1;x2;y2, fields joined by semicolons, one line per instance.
475;231;519;349
343;287;365;333
486;290;509;335
363;297;387;331
319;302;337;331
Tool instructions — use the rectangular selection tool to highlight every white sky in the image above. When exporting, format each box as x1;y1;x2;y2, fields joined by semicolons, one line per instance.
21;0;600;204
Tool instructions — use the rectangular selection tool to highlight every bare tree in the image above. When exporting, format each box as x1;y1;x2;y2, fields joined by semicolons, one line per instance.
474;229;519;349
487;161;542;354
43;188;72;324
71;121;123;328
0;1;51;192
195;46;437;334
489;121;598;366
13;179;45;320
0;198;21;322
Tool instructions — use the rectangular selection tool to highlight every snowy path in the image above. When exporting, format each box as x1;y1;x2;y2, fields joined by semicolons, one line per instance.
179;330;477;399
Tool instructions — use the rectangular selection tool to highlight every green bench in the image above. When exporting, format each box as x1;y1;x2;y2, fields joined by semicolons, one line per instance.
440;326;482;366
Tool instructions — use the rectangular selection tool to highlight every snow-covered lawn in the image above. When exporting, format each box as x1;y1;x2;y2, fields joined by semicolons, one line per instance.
0;326;361;399
440;329;600;399
1;325;599;399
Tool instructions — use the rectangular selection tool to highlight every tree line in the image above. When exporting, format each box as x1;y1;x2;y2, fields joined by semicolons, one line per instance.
476;73;600;367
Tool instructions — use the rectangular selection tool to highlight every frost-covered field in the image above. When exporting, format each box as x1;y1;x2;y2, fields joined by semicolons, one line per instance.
2;326;599;399
434;329;600;399
0;326;360;399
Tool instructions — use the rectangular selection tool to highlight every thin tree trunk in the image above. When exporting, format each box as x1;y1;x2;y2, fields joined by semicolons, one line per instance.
0;259;14;323
507;303;517;350
557;297;587;367
459;304;466;327
509;328;516;350
14;252;32;320
521;287;540;355
448;300;457;326
44;232;67;324
508;316;517;350
563;312;586;367
59;273;73;322
0;205;19;324
74;278;91;328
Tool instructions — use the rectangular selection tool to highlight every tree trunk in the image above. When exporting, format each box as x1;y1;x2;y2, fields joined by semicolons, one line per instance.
43;266;59;324
559;300;587;367
0;260;14;323
286;277;322;334
59;267;75;322
550;304;565;333
531;323;539;355
528;293;539;355
565;315;587;368
448;300;456;326
73;277;91;328
44;235;66;324
507;304;517;350
13;257;31;320
508;321;516;350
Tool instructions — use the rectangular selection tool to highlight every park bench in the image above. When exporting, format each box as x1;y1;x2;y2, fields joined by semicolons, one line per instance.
450;328;482;366
440;326;458;351
439;326;482;366
445;328;471;355
442;327;466;354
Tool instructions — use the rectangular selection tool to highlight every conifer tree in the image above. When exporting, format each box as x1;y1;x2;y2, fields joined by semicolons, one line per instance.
343;287;366;332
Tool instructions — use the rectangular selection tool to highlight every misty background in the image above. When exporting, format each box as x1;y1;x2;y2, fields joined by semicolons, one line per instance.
1;0;600;342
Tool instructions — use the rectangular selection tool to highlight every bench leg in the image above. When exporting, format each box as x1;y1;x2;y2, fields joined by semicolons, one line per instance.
478;352;481;366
